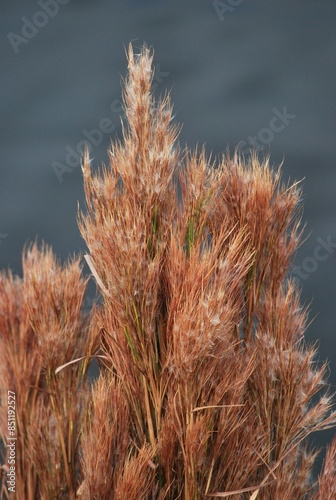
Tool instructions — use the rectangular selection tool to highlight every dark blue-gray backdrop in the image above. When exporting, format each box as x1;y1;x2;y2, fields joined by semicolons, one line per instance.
1;0;335;466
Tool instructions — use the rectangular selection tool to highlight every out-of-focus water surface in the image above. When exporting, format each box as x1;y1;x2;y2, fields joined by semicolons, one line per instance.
1;0;335;463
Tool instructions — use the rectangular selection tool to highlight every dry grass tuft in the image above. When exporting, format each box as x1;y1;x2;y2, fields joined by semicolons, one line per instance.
1;244;97;498
315;437;336;499
0;43;335;499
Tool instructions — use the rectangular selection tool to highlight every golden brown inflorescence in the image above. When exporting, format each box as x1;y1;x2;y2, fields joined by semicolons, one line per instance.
1;44;335;499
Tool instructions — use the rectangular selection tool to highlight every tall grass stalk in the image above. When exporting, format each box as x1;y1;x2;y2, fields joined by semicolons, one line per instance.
1;44;336;499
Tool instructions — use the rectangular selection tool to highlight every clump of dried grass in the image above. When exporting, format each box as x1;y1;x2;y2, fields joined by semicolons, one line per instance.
0;244;97;498
1;44;336;499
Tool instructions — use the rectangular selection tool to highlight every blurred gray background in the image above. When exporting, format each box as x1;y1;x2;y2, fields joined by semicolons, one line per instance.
1;0;335;463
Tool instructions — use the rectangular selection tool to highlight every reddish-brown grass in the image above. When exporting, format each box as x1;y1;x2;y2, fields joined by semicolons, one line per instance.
1;44;335;499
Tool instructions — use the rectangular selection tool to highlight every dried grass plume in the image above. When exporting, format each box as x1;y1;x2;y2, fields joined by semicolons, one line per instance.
1;43;335;499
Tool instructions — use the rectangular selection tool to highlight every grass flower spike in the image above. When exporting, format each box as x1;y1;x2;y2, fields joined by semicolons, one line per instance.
1;43;336;499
